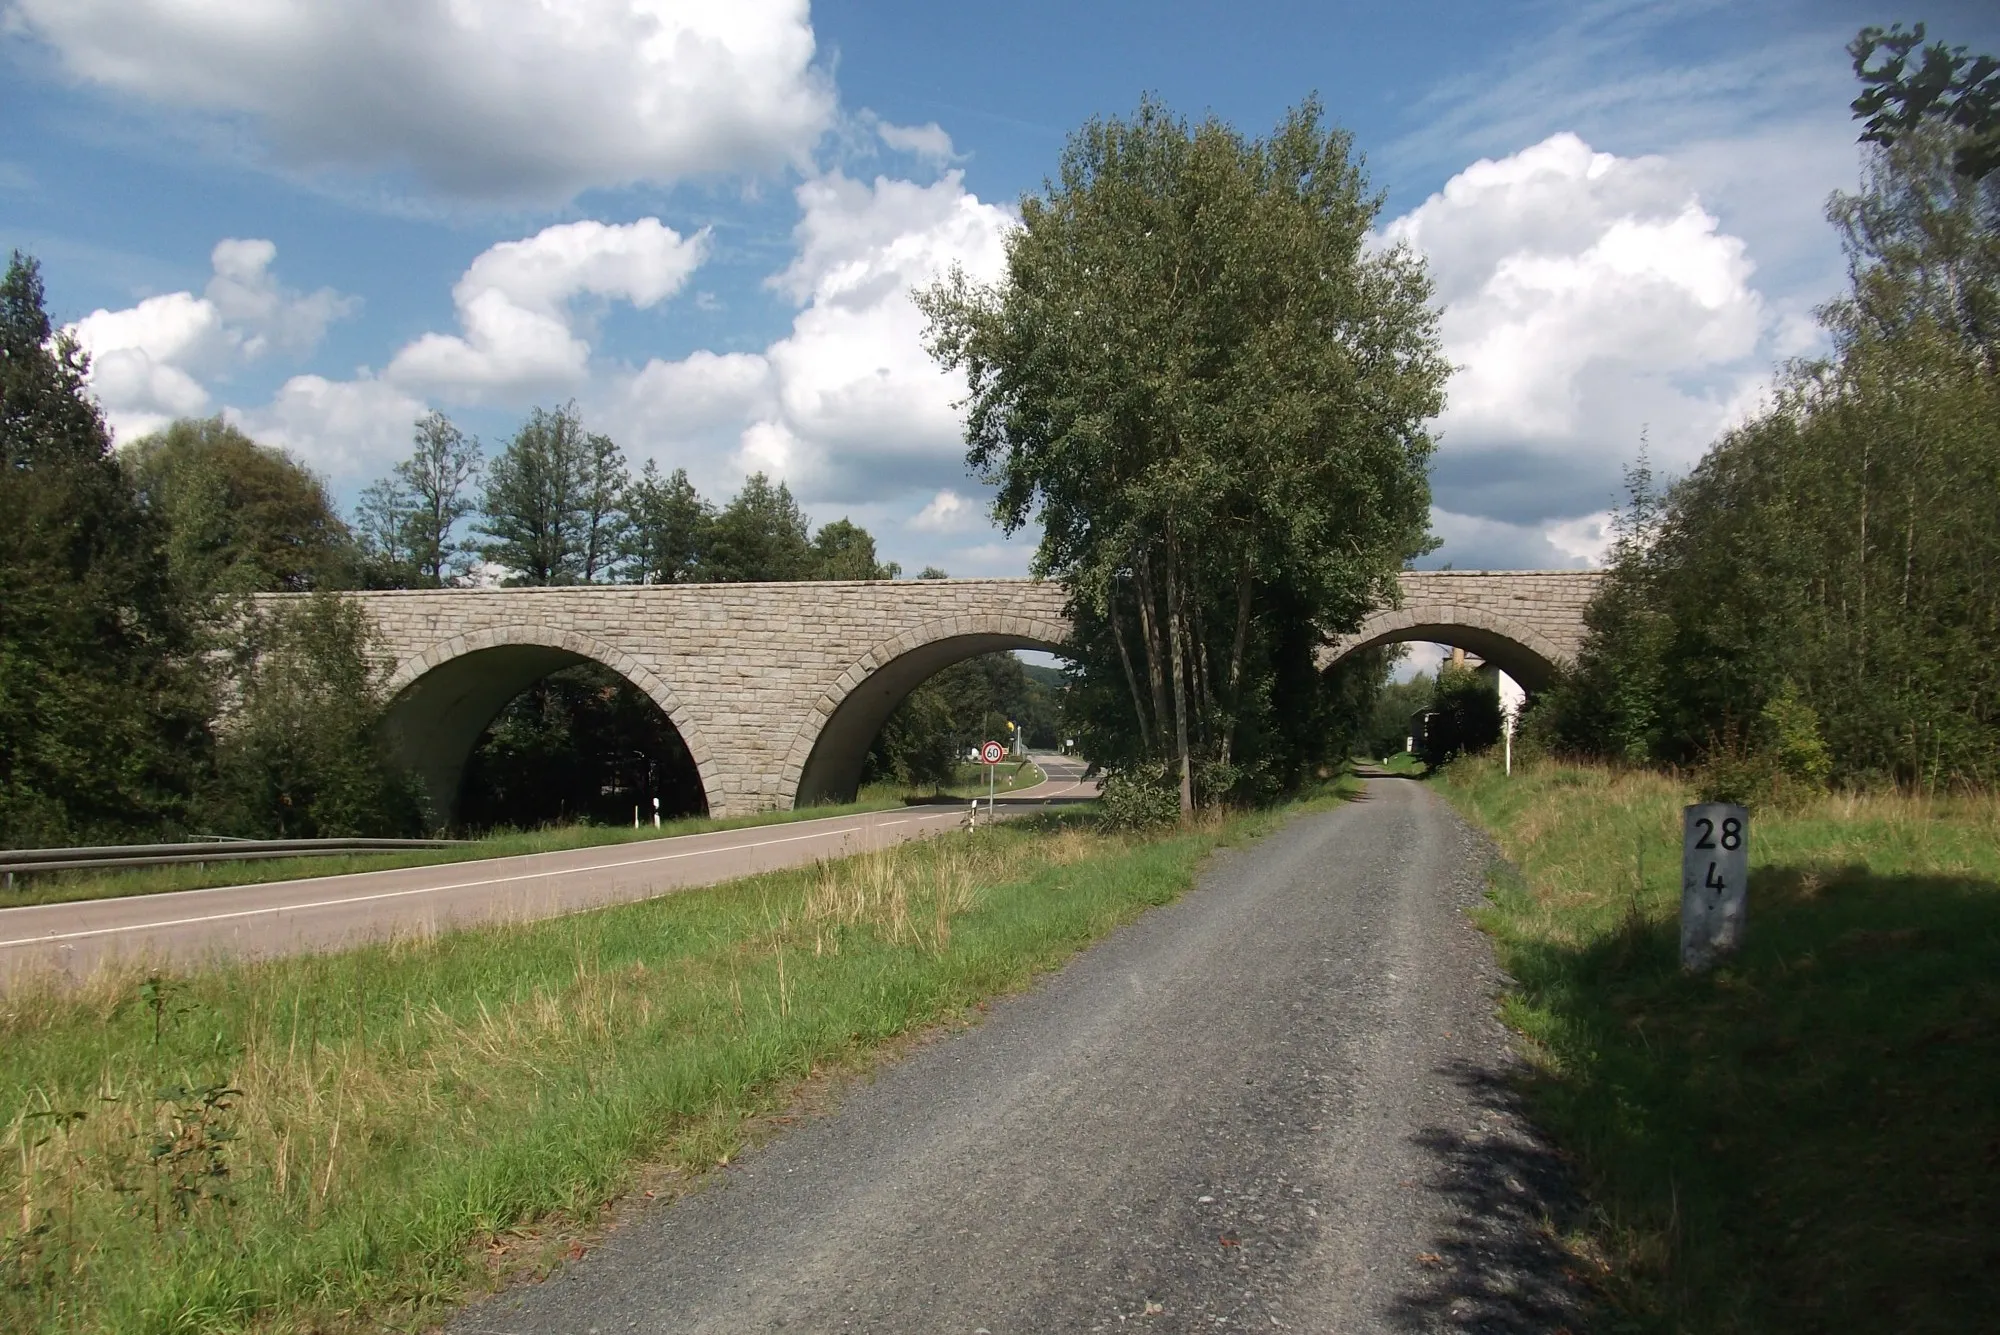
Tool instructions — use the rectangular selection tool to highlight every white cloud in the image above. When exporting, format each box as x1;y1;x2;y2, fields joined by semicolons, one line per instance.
909;488;977;532
204;238;356;356
876;119;956;165
227;374;428;480
63;239;353;442
14;0;835;202
603;169;1015;502
387;217;709;399
1379;132;1788;563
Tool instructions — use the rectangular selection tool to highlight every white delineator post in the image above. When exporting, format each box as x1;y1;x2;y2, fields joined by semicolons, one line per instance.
1681;802;1749;970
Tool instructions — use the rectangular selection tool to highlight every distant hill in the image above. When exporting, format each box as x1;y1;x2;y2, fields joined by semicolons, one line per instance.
1021;663;1067;689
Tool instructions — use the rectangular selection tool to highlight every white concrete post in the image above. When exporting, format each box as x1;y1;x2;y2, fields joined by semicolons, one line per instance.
1681;802;1749;970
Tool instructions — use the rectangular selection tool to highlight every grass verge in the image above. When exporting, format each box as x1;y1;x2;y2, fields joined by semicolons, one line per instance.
1434;753;2000;1333
0;801;1283;1334
0;796;909;910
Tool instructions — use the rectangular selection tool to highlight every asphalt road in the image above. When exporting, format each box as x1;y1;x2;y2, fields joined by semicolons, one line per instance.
0;755;1094;985
450;776;1583;1335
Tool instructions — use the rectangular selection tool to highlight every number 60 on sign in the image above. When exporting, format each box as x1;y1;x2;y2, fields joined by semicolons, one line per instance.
1681;802;1749;971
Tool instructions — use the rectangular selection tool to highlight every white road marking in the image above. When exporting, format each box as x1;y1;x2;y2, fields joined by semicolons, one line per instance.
0;811;969;949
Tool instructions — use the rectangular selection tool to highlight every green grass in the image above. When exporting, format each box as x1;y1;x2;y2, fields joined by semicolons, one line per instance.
1435;753;2000;1333
0;798;1296;1334
0;797;909;910
1372;751;1426;776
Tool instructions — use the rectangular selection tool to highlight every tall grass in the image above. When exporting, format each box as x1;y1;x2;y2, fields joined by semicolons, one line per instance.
0;813;1235;1334
1437;754;2000;1333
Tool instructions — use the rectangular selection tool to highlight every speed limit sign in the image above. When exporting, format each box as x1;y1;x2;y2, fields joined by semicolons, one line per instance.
980;740;1005;765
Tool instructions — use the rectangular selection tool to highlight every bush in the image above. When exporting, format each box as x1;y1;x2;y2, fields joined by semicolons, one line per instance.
1097;763;1181;830
1416;664;1503;768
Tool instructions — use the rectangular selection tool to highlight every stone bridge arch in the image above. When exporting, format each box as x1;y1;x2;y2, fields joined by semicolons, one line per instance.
783;611;1073;807
380;624;717;826
1318;571;1602;693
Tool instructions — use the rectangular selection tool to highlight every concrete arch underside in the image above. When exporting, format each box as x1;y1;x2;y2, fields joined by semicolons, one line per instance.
1325;605;1568;693
786;614;1071;808
381;626;716;826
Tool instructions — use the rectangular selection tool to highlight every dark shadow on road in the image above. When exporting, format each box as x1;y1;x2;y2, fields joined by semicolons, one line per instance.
1387;1057;1590;1333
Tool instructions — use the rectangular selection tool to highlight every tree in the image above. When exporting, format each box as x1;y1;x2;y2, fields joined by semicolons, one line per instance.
701;472;814;582
124;416;358;605
1852;23;2000;182
1544;100;2000;787
578;427;629;582
623;462;711;584
203;593;425;838
919;98;1447;815
355;412;482;588
478;402;604;586
811;518;899;580
0;252;210;845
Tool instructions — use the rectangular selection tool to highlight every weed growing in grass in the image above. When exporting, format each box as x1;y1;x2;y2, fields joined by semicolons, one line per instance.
1438;753;2000;1333
0;810;1232;1334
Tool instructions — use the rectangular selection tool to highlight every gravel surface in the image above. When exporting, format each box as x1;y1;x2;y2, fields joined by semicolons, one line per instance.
449;776;1585;1334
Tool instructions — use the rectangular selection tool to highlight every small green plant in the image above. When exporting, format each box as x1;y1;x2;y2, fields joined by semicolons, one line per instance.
1761;679;1833;789
145;1083;241;1228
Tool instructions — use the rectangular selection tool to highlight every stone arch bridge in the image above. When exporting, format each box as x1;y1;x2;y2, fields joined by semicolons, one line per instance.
301;570;1598;820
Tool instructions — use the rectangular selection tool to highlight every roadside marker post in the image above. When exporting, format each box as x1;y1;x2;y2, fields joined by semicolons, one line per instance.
1681;802;1749;971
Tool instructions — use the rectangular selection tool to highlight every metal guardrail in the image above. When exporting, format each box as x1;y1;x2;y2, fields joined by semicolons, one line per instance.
0;837;467;883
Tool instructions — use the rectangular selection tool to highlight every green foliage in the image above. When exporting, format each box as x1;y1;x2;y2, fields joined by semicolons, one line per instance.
203;593;425;838
1762;679;1834;790
1096;763;1182;830
699;471;813;582
1545;111;2000;788
1852;23;2000;182
919;96;1447;815
124;418;358;603
1361;668;1434;759
810;517;899;580
0;253;212;847
863;651;1056;790
1415;663;1502;768
622;461;711;584
352;412;482;588
477;402;625;585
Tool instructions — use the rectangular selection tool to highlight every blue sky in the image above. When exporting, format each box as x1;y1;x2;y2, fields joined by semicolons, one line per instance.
6;0;1997;583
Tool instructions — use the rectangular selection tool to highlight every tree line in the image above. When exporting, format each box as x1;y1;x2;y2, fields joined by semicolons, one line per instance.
0;263;1057;847
1533;24;2000;795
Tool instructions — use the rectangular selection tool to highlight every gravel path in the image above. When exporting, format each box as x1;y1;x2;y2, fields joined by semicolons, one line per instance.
449;777;1584;1334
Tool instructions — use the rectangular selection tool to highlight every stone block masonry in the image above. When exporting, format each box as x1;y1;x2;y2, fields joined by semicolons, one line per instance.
257;571;1598;820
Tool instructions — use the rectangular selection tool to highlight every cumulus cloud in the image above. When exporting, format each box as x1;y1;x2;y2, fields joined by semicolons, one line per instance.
228;374;429;480
1382;132;1780;554
601;169;1015;502
14;0;835;202
64;239;354;441
387;217;709;399
909;489;978;532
